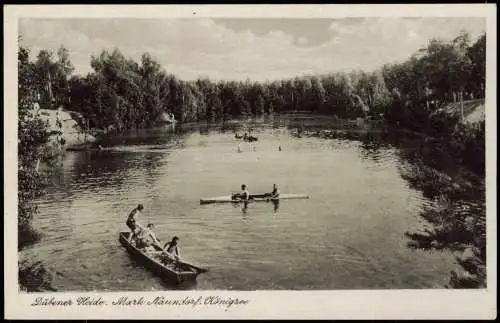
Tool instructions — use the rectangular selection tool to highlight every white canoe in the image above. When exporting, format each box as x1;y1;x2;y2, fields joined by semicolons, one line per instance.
200;193;310;204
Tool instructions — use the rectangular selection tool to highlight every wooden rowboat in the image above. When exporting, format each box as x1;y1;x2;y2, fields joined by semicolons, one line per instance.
200;193;310;204
119;232;207;284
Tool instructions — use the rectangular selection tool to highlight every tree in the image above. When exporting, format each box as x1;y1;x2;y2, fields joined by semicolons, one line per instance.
54;46;75;106
139;53;166;127
34;50;56;108
18;45;51;249
467;34;486;98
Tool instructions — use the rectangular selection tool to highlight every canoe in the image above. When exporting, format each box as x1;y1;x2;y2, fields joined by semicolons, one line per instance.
200;193;310;204
119;232;207;284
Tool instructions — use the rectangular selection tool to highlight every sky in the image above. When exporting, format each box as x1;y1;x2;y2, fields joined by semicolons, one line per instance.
19;18;486;82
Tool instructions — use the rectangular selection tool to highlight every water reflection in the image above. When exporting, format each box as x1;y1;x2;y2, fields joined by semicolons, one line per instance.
272;200;280;212
291;119;486;288
239;200;280;215
242;201;249;214
28;117;483;291
398;153;486;288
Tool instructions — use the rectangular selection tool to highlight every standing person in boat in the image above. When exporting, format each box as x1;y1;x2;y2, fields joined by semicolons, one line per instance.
232;184;250;201
163;236;181;260
136;223;162;249
126;204;144;242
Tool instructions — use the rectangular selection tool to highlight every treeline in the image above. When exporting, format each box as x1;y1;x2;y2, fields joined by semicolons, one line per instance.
25;31;485;133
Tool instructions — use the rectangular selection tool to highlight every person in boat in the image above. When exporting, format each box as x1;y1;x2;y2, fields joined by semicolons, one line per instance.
136;223;162;249
232;184;250;200
126;204;144;242
163;236;181;260
266;184;280;199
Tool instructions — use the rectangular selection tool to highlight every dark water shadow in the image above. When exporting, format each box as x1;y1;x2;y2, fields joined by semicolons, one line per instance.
272;200;280;212
398;156;486;288
157;277;199;291
293;120;486;289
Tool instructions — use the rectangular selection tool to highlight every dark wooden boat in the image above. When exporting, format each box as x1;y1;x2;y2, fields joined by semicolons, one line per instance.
234;133;258;141
119;232;207;284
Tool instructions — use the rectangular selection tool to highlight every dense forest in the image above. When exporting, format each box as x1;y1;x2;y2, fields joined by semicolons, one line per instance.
23;31;485;132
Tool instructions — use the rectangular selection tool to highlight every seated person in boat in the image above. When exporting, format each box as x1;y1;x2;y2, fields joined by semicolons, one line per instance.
136;223;162;249
126;204;144;242
231;184;250;200
265;184;280;199
163;236;181;261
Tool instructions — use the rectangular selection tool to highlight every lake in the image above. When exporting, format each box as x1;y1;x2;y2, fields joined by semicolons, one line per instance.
23;117;461;291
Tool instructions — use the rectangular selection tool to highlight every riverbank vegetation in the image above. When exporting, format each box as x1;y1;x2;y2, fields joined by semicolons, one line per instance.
18;45;59;291
25;31;485;130
18;29;486;290
24;30;486;174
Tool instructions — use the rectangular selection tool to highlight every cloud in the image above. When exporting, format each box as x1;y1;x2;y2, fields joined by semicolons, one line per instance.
19;18;486;81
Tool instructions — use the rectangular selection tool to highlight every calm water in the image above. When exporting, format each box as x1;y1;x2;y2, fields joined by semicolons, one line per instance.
23;118;458;291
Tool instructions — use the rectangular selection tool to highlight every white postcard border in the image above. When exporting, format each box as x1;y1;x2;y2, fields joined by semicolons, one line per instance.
3;4;497;319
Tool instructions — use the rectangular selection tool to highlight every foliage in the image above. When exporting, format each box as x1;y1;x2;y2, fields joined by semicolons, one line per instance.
20;31;481;137
31;46;74;109
449;120;485;176
404;170;486;288
22;30;486;133
383;32;485;131
18;45;52;250
398;134;486;288
19;260;58;292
